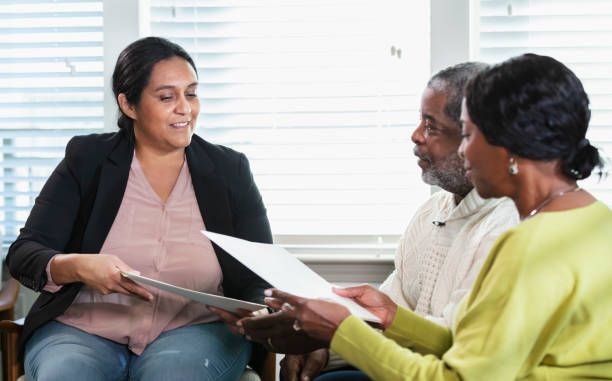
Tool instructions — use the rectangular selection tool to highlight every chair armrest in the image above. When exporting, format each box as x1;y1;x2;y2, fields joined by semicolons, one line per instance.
0;277;19;313
0;318;24;381
0;319;23;334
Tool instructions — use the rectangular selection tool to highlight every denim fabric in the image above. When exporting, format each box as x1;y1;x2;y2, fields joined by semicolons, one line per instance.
25;320;251;381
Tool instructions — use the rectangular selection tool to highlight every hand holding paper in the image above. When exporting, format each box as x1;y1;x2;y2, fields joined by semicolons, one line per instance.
201;230;381;323
121;271;266;313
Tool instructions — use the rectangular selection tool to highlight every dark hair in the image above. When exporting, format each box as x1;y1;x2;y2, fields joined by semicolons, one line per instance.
465;53;602;180
112;37;197;139
428;62;488;126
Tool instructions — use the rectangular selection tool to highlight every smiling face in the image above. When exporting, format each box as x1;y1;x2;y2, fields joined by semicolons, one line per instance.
121;57;200;153
411;87;473;197
458;99;512;199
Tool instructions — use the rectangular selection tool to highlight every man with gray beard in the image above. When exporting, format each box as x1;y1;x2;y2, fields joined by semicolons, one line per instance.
279;62;520;381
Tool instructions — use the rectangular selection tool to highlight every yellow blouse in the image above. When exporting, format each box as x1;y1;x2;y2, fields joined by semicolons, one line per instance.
331;201;612;380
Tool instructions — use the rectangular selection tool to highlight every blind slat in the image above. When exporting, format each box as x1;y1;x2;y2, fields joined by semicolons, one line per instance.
151;1;428;243
0;2;103;246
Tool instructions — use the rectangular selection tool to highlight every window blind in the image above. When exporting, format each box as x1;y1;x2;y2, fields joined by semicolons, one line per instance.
149;0;431;257
477;0;612;206
0;0;104;250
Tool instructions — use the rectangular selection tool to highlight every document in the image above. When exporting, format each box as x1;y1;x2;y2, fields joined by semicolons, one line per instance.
121;272;267;313
201;230;381;323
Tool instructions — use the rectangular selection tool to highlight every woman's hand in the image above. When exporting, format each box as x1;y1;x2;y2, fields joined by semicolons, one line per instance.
333;285;398;329
263;289;352;343
280;349;329;381
208;306;253;336
50;253;153;301
237;309;327;354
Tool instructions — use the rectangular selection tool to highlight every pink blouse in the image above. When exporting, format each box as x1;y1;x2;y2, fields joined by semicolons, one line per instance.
46;156;223;354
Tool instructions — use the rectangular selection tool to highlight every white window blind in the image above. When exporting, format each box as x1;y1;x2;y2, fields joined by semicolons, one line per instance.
149;0;431;258
0;0;104;251
476;0;612;206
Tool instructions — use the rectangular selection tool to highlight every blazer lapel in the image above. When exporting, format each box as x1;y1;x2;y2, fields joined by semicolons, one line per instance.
186;142;235;236
81;136;134;253
80;134;235;253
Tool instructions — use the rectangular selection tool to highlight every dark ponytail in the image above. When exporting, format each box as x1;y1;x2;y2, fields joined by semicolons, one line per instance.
562;139;602;180
465;53;604;181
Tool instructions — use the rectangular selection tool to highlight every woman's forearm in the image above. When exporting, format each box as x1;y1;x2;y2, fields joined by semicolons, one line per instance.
49;254;82;285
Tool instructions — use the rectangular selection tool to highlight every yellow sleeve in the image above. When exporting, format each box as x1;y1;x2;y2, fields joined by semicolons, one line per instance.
383;306;452;356
331;315;460;381
442;227;574;379
331;221;575;380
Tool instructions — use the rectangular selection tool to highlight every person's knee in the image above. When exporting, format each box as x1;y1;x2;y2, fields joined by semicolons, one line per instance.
132;343;251;381
131;323;252;380
25;322;129;381
28;352;125;381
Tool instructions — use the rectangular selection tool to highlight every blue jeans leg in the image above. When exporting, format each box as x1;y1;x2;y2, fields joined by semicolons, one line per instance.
129;321;252;381
25;321;130;381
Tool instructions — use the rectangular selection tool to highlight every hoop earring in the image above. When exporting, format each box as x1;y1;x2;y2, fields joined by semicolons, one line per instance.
508;157;519;175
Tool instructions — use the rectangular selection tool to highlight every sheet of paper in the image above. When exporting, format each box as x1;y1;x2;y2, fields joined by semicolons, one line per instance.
201;230;380;323
122;272;266;313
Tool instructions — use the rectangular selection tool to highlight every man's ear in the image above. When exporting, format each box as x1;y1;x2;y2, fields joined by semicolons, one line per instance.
118;93;137;120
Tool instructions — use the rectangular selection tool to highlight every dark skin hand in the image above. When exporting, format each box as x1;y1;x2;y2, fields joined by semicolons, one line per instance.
238;308;328;354
210;299;326;354
333;285;398;330
280;349;329;381
212;285;398;356
208;306;254;336
257;289;352;343
263;285;398;343
278;284;395;381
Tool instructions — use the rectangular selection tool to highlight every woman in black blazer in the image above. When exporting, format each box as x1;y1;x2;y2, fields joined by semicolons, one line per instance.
7;37;271;381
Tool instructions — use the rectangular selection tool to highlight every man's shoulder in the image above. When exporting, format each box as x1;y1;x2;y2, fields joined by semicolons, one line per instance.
471;196;519;233
398;190;455;237
479;196;518;219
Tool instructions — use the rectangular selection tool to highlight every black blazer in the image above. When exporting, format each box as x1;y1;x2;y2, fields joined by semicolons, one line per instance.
6;131;272;363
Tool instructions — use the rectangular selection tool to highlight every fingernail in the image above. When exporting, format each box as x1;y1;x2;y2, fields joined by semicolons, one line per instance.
237;321;243;327
264;289;272;296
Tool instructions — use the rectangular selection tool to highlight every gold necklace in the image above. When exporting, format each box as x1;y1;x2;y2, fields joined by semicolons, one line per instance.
526;186;581;219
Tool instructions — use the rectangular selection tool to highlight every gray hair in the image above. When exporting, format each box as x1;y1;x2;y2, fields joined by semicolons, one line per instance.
427;62;488;126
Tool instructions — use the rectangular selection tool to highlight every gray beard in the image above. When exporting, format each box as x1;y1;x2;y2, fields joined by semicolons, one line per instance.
422;152;473;197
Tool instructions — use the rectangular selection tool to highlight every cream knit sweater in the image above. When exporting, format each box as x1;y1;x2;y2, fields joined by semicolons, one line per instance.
379;188;519;327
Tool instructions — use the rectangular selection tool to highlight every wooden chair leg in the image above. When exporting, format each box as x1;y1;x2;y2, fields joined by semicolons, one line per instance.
261;352;276;381
1;328;23;381
0;277;23;381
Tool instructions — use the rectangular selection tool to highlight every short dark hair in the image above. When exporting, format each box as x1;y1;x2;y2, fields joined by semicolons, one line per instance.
112;37;197;138
465;53;602;180
427;62;488;126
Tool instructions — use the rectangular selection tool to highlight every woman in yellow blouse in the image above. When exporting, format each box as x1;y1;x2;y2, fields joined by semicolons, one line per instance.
261;53;612;380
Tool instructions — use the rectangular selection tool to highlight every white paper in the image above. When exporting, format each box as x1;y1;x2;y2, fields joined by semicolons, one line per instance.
122;272;266;313
201;230;381;323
